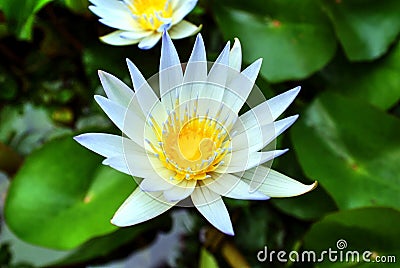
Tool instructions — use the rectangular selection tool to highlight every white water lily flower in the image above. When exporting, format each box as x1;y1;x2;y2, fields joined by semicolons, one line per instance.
89;0;201;49
74;32;317;235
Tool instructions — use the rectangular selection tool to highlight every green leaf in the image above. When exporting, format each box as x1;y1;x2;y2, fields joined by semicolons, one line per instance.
321;41;400;110
53;216;171;267
214;0;337;82
291;92;400;210
319;0;400;61
4;136;137;249
63;0;90;15
271;140;338;221
304;207;400;267
199;248;219;268
0;0;53;40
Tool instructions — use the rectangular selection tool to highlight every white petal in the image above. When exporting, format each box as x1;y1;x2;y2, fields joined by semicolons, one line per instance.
206;41;230;92
171;0;197;24
163;179;196;202
159;31;183;111
231;115;299;153
100;31;140;46
231;86;301;133
89;5;128;20
111;188;176;226
94;96;151;147
223;58;262;114
191;186;234;235
229;38;242;72
102;157;130;175
267;86;301;120
120;30;153;40
140;176;176;192
98;18;136;32
126;59;167;125
90;0;127;11
98;71;134;108
180;34;207;106
104;152;164;179
73;133;144;158
184;33;207;80
169;20;201;39
218;149;288;173
194;42;230;116
240;167;317;197
89;5;136;31
138;32;162;49
205;173;269;200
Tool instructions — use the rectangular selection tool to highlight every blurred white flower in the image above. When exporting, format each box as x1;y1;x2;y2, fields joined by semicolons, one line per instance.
89;0;201;49
74;32;317;235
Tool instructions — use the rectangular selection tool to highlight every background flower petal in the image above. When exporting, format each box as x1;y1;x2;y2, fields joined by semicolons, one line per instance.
138;33;163;50
100;31;140;46
171;0;198;24
169;20;201;39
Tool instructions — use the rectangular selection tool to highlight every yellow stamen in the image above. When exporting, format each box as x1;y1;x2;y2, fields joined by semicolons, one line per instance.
145;100;232;182
126;0;173;31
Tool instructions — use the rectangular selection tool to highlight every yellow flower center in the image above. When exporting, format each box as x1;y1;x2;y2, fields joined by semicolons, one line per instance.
145;97;232;182
127;0;173;31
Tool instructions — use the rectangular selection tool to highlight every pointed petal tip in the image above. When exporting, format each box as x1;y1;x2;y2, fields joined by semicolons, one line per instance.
292;86;301;95
283;114;299;124
223;228;235;236
278;148;289;155
310;181;318;191
94;94;106;104
72;135;81;142
232;37;240;49
126;58;135;70
292;180;318;197
110;216;126;227
72;134;89;145
196;32;203;40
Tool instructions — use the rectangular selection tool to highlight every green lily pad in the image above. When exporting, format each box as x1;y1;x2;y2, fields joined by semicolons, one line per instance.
321;41;400;110
319;0;400;61
214;0;337;82
304;207;400;267
0;0;53;40
4;136;137;249
271;141;337;221
291;92;400;210
53;215;171;267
